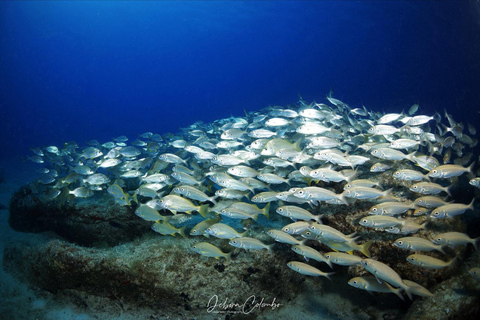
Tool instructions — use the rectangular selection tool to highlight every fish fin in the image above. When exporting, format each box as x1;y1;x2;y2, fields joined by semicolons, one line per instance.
360;240;374;258
178;226;187;238
385;283;405;301
467;162;476;178
401;283;413;300
225;252;232;263
303;256;310;262
325;272;335;281
375;276;383;285
468;198;475;211
198;204;209;218
132;193;139;205
268;244;274;255
262;202;270;219
473;237;480;251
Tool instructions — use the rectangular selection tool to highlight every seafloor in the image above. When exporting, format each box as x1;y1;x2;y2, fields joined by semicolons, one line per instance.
1;157;479;320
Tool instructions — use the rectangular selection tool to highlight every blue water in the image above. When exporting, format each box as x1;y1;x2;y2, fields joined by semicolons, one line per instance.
1;1;479;158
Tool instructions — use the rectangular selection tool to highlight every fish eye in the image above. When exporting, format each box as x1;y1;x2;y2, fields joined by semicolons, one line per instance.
278;208;284;212
193;246;197;249
398;241;403;245
436;238;441;241
362;219;367;223
352;280;357;284
434;212;440;216
433;170;437;174
191;230;197;234
284;227;290;232
372;208;377;212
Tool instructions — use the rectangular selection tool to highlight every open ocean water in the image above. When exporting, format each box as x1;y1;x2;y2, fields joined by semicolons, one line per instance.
1;1;480;319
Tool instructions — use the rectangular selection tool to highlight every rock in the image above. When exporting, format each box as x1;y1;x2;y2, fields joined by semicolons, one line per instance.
3;233;301;317
8;185;151;247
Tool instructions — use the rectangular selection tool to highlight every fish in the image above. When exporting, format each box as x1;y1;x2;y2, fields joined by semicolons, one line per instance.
360;259;413;299
392;169;427;181
192;242;231;262
359;215;405;228
135;205;166;222
432;232;480;250
172;185;217;204
402;280;433;297
267;230;304;245
410;182;452;196
158;195;209;217
368;202;416;216
190;217;220;237
408;104;419;116
151;221;186;237
427;163;474;179
413;196;450;208
276;205;323;223
406;254;455;269
393;237;445;254
342;186;391;200
291;245;332;268
324;252;362;266
281;221;312;235
384;219;427;235
229;237;272;253
287;261;334;279
205;223;246;239
348;277;404;300
430;199;474;218
68;187;93;198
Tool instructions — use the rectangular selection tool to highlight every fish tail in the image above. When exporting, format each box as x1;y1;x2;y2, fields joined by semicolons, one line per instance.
406;151;417;163
209;196;218;205
467;161;476;178
326;259;333;269
395;289;405;301
132;193;139;205
225;252;232;263
437;245;446;255
448;256;458;267
267;244;274;255
198;204;209;218
339;193;349;205
402;283;413;300
325;272;335;281
125;193;132;206
178;226;187;238
360;240;374;258
433;111;442;123
262;202;271;219
468;198;475;211
445;184;453;197
473;237;480;251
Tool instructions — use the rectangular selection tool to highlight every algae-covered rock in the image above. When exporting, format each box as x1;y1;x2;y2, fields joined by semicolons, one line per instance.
3;233;301;318
8;185;150;247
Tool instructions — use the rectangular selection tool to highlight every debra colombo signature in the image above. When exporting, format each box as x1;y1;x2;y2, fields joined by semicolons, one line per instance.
207;295;282;314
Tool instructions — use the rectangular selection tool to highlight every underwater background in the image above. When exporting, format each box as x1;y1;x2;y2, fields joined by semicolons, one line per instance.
1;0;480;158
1;1;480;320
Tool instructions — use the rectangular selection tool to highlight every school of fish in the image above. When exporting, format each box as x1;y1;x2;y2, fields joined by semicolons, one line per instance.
27;94;480;301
